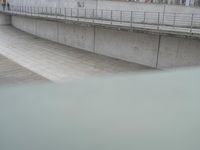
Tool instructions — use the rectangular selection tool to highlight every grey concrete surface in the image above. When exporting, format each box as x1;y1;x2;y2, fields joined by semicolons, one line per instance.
11;15;200;69
12;16;160;67
0;13;11;25
95;28;159;67
0;54;48;86
58;23;95;52
0;25;152;82
158;36;200;68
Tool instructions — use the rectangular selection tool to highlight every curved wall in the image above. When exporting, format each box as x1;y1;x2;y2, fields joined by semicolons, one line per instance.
11;15;200;69
0;13;11;25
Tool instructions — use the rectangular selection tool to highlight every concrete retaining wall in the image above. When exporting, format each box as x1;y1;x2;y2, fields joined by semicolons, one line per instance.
95;28;159;67
11;15;200;69
158;36;200;68
0;13;11;25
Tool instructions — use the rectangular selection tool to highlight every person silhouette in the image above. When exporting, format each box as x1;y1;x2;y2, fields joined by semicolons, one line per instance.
2;1;6;11
7;2;10;11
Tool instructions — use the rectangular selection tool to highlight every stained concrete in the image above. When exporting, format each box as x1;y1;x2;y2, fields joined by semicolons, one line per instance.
95;28;159;67
58;23;95;52
11;16;160;68
158;36;200;68
0;26;152;82
11;15;200;69
0;13;11;25
0;54;48;86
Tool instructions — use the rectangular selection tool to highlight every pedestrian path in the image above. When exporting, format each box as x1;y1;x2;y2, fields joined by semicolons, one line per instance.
2;9;200;37
0;26;152;82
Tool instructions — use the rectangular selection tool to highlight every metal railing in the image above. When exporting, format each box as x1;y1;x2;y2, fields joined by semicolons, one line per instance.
1;5;200;34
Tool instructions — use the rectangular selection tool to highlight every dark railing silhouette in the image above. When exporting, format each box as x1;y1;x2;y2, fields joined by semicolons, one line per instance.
1;5;200;35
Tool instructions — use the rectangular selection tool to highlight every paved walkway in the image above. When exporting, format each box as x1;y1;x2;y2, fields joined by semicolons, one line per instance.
2;9;200;37
0;26;152;82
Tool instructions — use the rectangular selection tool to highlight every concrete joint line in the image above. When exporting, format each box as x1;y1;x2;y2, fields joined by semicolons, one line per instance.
93;26;96;53
156;35;161;69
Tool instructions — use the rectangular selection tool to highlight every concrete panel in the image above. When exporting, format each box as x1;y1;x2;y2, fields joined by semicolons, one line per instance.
95;28;159;67
11;15;200;69
157;36;200;68
60;23;94;52
0;13;11;25
36;19;58;42
22;17;36;35
12;16;36;35
11;16;23;29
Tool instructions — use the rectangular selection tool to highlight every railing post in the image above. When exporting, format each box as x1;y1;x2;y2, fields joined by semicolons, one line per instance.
10;5;12;14
71;8;72;18
85;8;86;18
173;13;176;28
93;9;95;23
96;8;98;19
131;11;133;27
144;12;146;23
77;8;79;21
190;14;194;33
101;9;103;20
162;11;165;25
111;10;113;25
65;8;66;19
56;7;58;18
120;10;122;24
157;12;160;30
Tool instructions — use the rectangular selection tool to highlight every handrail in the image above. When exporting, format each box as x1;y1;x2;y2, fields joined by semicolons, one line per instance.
1;5;200;35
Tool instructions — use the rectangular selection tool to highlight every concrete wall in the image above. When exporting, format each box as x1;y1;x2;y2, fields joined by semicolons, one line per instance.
95;28;159;67
11;15;200;69
0;13;11;25
158;36;200;68
57;23;95;52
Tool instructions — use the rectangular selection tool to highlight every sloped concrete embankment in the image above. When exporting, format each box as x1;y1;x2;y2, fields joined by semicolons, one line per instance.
0;13;11;25
11;15;200;69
